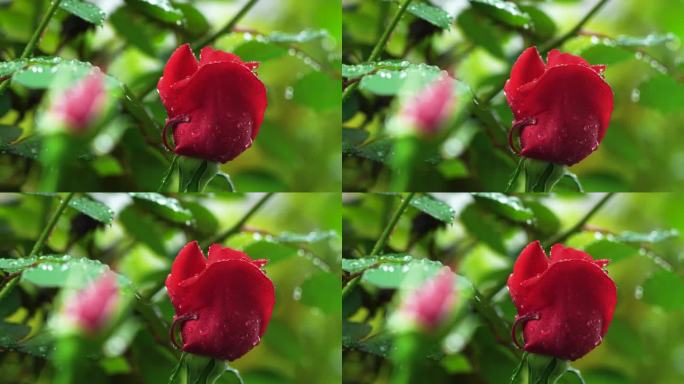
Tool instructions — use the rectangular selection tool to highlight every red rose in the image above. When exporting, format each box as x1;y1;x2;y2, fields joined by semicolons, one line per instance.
157;44;267;163
165;241;275;361
504;47;614;165
507;241;617;361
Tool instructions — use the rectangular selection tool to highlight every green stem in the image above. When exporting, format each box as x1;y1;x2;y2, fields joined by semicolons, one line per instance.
205;193;274;246
167;352;187;384
509;352;528;384
28;192;75;258
540;0;611;54
0;192;74;302
341;0;414;102
545;193;615;246
505;158;524;193
342;193;415;299
0;0;64;94
192;0;260;50
157;155;179;192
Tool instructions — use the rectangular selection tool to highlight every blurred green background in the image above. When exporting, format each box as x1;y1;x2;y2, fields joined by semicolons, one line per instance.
343;193;684;383
0;0;341;191
0;192;341;383
342;0;684;191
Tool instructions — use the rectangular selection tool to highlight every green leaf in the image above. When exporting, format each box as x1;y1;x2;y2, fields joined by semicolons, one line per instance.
130;193;193;223
519;5;555;40
0;255;130;289
407;2;453;29
362;256;443;289
456;8;504;58
584;239;638;263
233;41;288;62
293;71;340;110
359;64;443;96
60;0;106;26
272;230;338;243
642;270;684;310
409;194;455;223
183;201;219;236
460;203;507;255
125;0;183;23
580;44;633;65
0;322;31;348
343;321;372;345
110;6;161;57
472;193;533;223
613;229;679;243
243;241;297;265
342;254;413;274
342;61;409;79
613;33;676;47
342;128;369;153
68;196;114;224
1;57;121;90
469;0;531;28
639;74;684;114
0;126;22;144
173;2;210;37
524;200;560;237
264;29;330;43
299;272;341;314
119;205;167;256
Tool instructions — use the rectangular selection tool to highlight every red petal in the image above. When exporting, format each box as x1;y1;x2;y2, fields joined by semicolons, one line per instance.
158;44;199;107
207;244;268;269
504;47;546;114
169;62;267;163
516;65;614;165
520;260;617;360
165;241;206;305
178;260;275;361
549;244;595;263
199;46;243;65
507;241;548;307
546;49;606;76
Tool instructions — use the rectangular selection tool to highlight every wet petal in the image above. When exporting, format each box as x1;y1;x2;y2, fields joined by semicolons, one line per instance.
179;260;275;361
170;61;267;163
516;65;614;165
504;46;546;112
165;241;206;305
158;44;198;106
507;240;549;306
520;260;617;360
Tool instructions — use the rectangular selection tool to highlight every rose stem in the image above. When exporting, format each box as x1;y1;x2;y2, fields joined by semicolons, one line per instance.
546;193;615;246
192;0;260;50
341;0;414;102
0;0;64;95
205;192;275;246
342;192;416;299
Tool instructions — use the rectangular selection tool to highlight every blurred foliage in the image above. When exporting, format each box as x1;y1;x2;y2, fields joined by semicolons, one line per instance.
0;192;342;383
342;0;684;191
0;0;341;192
343;192;684;383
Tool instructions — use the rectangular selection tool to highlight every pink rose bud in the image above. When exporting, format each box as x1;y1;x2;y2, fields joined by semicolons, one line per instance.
399;267;457;330
401;74;456;135
51;71;106;133
64;273;119;334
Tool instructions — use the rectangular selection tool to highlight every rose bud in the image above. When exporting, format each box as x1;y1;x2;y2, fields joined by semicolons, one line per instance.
63;272;119;335
399;267;457;330
157;44;267;163
504;47;614;165
165;241;275;361
400;74;456;135
50;71;106;134
507;241;617;361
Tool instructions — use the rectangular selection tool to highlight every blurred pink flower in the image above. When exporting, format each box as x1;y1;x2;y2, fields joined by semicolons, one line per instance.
64;272;119;334
401;74;456;135
51;71;106;133
400;267;457;330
